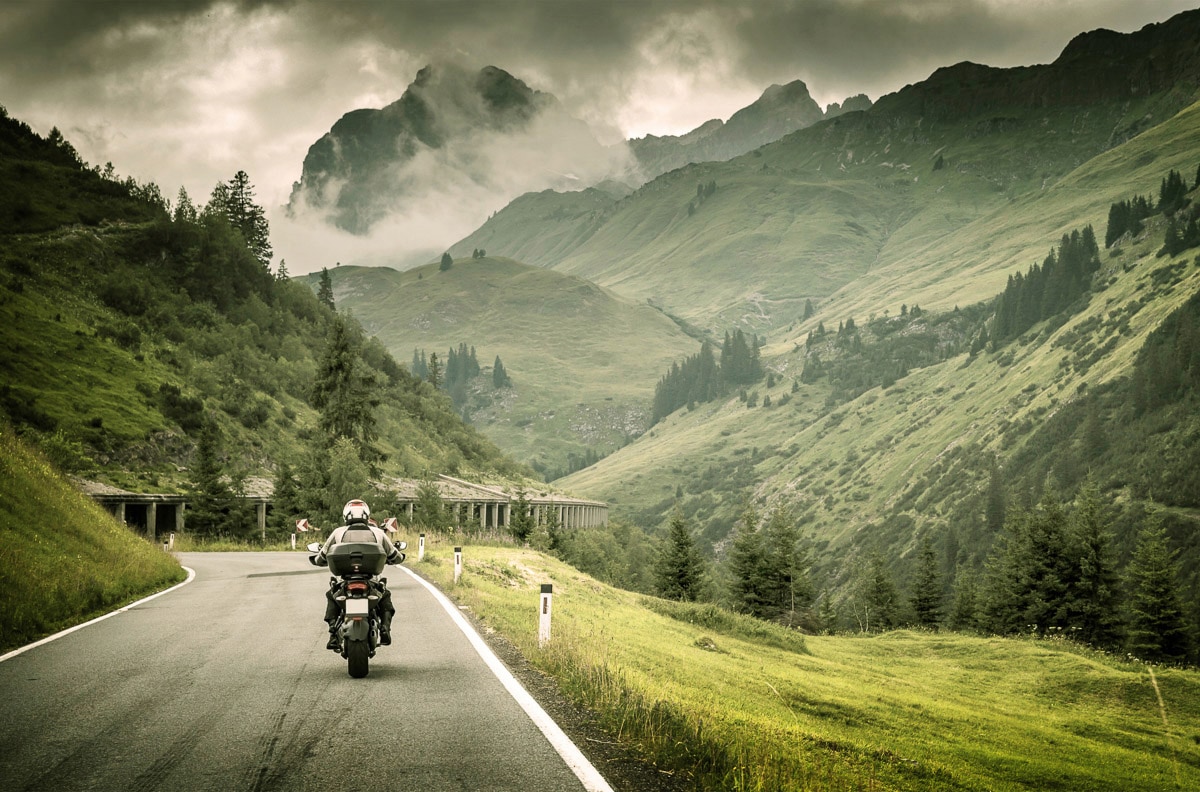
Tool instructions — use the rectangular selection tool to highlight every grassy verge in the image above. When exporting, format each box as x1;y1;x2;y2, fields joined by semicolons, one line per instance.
410;542;1200;791
0;427;186;652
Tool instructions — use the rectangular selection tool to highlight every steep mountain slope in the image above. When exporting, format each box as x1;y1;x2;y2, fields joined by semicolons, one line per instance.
453;10;1200;340
311;258;698;476
562;96;1200;606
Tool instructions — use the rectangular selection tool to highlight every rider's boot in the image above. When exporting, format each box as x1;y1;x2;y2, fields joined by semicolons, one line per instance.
326;622;341;651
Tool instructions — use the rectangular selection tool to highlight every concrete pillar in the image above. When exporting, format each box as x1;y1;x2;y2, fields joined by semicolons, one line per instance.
116;501;126;524
147;502;157;540
407;502;414;521
454;502;461;526
257;502;267;541
176;502;185;533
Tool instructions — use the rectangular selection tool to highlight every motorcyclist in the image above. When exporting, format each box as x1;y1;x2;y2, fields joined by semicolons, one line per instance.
317;499;403;651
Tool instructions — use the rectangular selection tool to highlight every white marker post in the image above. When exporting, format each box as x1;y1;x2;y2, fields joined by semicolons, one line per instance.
419;533;426;561
168;532;175;551
454;546;463;584
290;533;296;550
539;584;553;648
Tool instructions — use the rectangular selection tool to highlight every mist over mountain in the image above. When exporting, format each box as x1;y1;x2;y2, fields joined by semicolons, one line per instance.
282;63;633;268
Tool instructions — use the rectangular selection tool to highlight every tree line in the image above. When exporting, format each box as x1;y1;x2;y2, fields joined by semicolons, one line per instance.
651;482;1191;663
410;343;512;413
651;329;763;423
990;226;1101;348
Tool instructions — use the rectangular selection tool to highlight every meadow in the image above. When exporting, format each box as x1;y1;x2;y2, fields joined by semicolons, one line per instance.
411;540;1200;791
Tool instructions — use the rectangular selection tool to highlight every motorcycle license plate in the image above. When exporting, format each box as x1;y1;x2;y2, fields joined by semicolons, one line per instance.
345;598;369;616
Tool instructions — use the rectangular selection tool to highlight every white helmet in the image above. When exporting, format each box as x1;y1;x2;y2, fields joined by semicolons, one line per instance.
343;499;370;524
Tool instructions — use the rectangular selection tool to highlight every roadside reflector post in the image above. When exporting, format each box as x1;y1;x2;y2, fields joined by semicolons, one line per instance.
290;533;296;550
454;546;463;584
539;584;553;647
168;532;175;551
419;533;426;561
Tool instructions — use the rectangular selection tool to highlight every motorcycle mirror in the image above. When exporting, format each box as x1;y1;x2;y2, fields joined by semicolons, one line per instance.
306;542;322;553
396;541;407;551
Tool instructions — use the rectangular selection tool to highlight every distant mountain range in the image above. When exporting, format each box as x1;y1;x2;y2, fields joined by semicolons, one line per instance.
286;63;870;239
326;8;1200;597
629;81;871;180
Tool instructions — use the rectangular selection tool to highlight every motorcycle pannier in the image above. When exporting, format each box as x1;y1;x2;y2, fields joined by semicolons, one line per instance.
327;536;387;576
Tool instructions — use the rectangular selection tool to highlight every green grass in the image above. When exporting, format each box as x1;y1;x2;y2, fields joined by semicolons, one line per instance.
315;258;699;471
415;544;1200;791
0;427;186;652
561;100;1200;560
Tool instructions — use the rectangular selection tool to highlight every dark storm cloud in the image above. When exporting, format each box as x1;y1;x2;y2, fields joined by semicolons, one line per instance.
2;0;1193;274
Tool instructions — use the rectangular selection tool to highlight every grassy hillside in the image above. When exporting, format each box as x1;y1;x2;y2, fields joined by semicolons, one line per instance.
414;543;1200;791
560;101;1200;606
0;110;525;498
0;427;185;652
313;258;698;474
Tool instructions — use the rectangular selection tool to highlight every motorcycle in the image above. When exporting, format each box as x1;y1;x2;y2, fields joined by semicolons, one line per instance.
308;534;406;678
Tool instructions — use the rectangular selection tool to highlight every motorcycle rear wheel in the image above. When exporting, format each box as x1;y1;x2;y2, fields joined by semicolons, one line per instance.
347;640;369;678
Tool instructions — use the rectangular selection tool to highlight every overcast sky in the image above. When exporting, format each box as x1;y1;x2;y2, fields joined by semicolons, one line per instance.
1;0;1194;273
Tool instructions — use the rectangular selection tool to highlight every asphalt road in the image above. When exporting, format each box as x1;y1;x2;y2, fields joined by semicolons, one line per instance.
0;552;603;792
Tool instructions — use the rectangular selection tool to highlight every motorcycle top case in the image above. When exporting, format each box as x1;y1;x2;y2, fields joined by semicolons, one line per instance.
326;532;387;576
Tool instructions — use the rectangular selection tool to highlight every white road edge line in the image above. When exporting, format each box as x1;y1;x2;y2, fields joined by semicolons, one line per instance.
0;566;197;664
399;565;615;792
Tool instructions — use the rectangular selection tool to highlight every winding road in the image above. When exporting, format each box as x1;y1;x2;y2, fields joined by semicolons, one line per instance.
0;552;609;792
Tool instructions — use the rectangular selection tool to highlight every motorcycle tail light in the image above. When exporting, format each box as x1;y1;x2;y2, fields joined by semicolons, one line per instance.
347;581;369;594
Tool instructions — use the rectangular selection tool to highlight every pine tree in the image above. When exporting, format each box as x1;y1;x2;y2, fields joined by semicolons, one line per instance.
1126;516;1190;663
269;460;300;535
948;566;979;631
222;170;272;268
493;355;512;388
317;267;335;309
862;553;899;632
760;505;811;625
509;489;534;542
186;421;234;538
803;299;815;320
427;352;442;388
310;315;381;465
654;510;706;601
910;536;943;628
1071;483;1123;649
729;503;769;617
415;478;449;531
440;252;453;271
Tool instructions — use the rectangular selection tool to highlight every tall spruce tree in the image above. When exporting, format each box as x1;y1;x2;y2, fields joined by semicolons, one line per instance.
1071;483;1123;649
910;536;943;628
654;510;706;602
760;505;812;625
861;553;899;632
317;267;335;309
493;355;512;388
509;488;534;542
1125;517;1190;663
729;502;769;617
186;421;235;537
310;315;381;466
